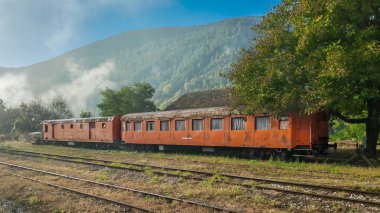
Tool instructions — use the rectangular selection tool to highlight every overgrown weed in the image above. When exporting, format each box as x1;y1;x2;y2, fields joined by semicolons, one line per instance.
96;169;111;181
28;195;38;205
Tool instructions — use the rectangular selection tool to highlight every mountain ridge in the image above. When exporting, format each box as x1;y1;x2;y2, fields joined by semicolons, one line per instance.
0;16;260;114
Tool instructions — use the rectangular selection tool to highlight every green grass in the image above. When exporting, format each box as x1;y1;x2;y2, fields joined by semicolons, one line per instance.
252;194;265;204
149;175;165;184
172;170;193;177
109;162;138;170
96;169;110;181
144;169;154;177
201;174;228;187
73;158;83;163
28;195;38;205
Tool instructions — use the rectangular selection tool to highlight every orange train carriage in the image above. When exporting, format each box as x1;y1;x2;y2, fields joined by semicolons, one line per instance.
41;107;329;158
120;107;329;157
41;116;121;145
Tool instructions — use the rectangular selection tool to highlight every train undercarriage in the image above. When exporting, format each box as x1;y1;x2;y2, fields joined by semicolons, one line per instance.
41;140;336;162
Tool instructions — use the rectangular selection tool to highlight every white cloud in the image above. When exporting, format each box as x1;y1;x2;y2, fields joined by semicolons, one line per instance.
0;73;33;106
44;0;83;52
0;0;84;66
0;0;173;67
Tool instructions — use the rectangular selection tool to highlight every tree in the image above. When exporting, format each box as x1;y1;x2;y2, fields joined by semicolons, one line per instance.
229;0;380;156
0;96;73;135
12;98;53;133
0;99;5;113
80;111;94;118
97;82;157;116
49;96;73;119
330;120;366;142
0;99;16;135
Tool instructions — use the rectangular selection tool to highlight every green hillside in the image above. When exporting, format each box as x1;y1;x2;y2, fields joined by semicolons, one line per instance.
0;17;260;113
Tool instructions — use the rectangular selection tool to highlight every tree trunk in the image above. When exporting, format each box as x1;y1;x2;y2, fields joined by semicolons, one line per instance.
364;98;380;157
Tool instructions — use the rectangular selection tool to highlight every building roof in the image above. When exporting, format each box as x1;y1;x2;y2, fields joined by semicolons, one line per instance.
164;89;230;111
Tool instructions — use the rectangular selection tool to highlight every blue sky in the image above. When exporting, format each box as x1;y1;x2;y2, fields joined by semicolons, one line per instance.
0;0;280;67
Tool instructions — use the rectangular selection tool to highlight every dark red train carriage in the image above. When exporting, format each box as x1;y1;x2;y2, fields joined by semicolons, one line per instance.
41;116;121;145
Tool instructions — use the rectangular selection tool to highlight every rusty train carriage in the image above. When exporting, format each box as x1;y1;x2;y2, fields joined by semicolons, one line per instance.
40;107;328;156
120;107;329;154
42;116;121;144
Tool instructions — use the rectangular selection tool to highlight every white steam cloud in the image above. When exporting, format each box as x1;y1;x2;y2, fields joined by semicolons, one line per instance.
0;60;116;115
0;73;33;106
43;60;116;114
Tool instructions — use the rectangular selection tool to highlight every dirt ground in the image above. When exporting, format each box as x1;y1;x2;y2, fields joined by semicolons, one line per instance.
0;141;379;212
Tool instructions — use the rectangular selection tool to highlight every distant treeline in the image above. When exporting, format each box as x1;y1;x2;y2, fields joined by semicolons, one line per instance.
0;96;73;136
0;82;157;137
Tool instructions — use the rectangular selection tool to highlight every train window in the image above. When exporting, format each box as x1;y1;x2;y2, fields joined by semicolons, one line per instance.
175;120;185;131
160;121;169;131
231;117;246;130
279;116;289;130
126;121;131;131
89;122;96;129
61;124;65;129
211;118;222;130
102;123;106;128
255;116;270;130
70;124;74;129
192;119;203;131
80;123;83;129
146;121;155;131
134;121;142;131
44;125;48;132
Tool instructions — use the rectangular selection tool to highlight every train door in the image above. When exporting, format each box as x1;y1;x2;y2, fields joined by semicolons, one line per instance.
295;116;311;146
51;124;55;139
89;122;96;140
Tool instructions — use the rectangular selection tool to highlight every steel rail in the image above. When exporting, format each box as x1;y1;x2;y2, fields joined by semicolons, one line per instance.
1;148;379;197
255;185;380;206
0;170;152;213
0;161;240;213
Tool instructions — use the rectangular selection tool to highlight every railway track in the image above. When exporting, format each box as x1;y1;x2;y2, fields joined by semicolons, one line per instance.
0;148;353;180
0;170;152;212
1;148;379;207
0;161;239;213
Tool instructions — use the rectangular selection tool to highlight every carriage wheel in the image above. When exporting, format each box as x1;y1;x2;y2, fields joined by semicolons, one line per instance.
281;150;294;162
259;150;270;160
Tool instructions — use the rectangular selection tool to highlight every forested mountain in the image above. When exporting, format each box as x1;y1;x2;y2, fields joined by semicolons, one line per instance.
0;17;260;114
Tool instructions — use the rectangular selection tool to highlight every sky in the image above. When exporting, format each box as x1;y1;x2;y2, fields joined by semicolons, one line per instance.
0;0;280;68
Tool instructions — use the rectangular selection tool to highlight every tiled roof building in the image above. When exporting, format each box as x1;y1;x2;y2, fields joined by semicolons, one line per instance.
164;89;230;111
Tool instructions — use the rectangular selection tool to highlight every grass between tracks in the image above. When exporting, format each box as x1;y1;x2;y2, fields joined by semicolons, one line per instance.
0;140;379;212
0;141;379;181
